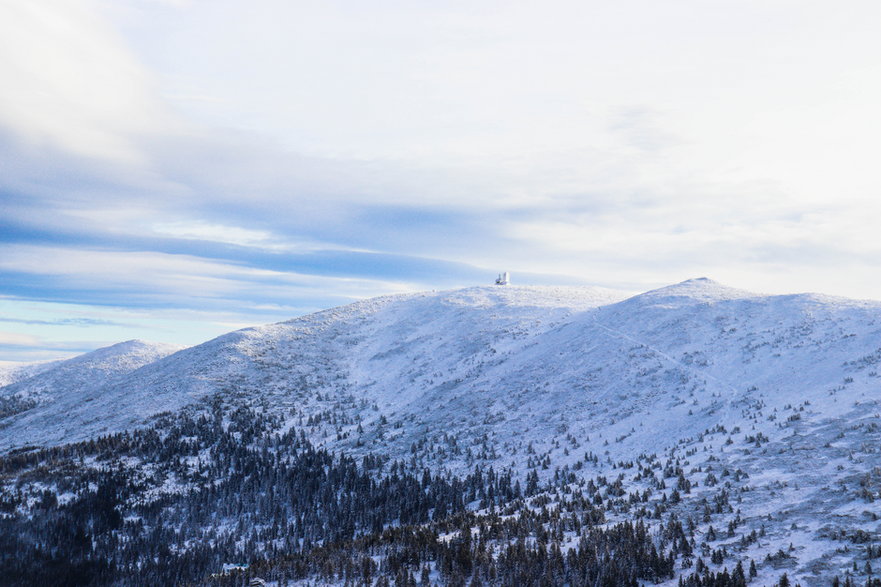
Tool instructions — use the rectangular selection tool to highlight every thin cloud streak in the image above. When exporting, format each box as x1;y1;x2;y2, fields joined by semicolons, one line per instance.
0;317;129;327
2;1;881;361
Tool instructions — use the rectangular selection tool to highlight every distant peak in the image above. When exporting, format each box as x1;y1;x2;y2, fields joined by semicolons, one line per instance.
115;339;184;349
680;277;717;285
103;339;160;352
77;339;185;361
633;277;755;304
115;339;149;347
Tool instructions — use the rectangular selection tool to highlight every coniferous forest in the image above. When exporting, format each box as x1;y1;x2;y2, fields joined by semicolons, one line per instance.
0;394;868;586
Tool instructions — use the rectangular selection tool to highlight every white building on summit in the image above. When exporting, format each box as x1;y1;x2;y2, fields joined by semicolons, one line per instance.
495;272;510;285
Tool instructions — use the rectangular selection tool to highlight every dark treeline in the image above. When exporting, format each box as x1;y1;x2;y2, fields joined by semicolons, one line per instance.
214;513;675;587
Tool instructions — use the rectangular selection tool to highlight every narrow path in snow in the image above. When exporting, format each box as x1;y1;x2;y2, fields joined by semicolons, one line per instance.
590;317;740;426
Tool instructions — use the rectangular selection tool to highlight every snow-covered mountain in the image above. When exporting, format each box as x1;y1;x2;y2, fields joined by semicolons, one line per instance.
0;285;627;449
2;279;880;585
3;278;878;465
0;360;61;388
0;339;185;422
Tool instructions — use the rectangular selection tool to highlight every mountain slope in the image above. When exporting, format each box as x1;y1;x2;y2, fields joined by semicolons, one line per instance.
2;279;879;470
0;285;627;449
0;360;61;388
0;339;185;423
1;279;880;585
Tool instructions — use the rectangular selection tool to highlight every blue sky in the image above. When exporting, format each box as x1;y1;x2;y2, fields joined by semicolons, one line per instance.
2;0;881;363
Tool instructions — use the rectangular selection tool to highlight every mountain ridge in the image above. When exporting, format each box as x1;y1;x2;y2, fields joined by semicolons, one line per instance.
0;338;185;426
3;278;879;454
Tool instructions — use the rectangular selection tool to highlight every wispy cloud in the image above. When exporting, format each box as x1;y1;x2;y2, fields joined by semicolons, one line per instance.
0;317;128;327
0;331;40;347
2;0;881;361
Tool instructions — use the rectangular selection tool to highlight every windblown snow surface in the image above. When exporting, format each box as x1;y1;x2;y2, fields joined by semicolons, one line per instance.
0;339;185;423
2;279;881;585
0;360;60;388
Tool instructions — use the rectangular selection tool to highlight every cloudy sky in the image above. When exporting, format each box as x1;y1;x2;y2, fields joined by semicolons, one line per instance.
1;0;880;363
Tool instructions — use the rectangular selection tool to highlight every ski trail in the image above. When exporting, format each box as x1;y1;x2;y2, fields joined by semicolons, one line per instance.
591;317;740;426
